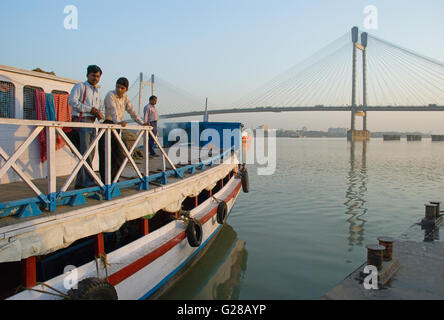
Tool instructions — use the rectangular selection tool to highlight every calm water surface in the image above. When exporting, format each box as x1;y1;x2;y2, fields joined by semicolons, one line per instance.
158;138;444;300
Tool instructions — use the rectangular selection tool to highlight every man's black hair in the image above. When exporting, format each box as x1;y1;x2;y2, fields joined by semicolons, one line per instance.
116;77;129;89
149;96;157;101
87;65;103;76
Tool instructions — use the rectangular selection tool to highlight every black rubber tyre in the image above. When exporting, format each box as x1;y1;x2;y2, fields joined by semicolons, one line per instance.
217;201;228;225
186;219;203;247
67;277;118;300
241;170;250;193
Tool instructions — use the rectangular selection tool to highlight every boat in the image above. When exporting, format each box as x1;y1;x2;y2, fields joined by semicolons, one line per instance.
0;64;248;300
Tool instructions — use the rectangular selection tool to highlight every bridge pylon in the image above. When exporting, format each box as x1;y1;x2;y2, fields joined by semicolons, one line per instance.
347;27;370;141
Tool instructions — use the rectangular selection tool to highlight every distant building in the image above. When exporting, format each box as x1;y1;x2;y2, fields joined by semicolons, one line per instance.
328;127;347;135
257;125;269;131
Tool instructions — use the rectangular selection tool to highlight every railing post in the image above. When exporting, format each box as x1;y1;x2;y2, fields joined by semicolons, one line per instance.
161;154;167;185
141;130;150;191
105;128;113;200
47;126;57;212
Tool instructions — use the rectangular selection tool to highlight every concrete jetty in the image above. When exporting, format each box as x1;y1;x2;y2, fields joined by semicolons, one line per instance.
324;214;443;300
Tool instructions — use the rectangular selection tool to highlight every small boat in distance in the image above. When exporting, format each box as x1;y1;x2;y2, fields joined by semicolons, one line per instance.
0;64;249;300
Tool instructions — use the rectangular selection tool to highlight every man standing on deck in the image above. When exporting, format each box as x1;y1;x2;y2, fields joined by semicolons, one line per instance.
99;77;149;182
143;96;159;158
69;65;104;189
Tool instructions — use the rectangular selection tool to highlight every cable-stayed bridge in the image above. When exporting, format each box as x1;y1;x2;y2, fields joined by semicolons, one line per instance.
126;26;444;141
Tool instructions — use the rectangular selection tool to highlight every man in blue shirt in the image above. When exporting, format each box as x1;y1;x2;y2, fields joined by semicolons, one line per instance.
69;65;104;189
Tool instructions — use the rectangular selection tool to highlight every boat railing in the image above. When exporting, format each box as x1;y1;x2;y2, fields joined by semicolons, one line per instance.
0;118;233;219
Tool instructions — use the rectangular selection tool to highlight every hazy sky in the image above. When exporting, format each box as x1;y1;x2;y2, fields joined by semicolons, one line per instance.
1;0;444;132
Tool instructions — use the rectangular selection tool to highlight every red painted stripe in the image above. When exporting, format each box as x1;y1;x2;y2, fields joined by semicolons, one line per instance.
108;232;186;286
108;179;242;286
200;181;242;225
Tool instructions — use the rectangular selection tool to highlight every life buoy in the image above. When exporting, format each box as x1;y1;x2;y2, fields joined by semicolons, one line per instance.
217;201;228;224
186;219;203;247
241;169;250;193
66;277;118;300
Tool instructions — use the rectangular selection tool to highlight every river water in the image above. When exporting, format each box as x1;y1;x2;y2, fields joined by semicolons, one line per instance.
158;138;444;300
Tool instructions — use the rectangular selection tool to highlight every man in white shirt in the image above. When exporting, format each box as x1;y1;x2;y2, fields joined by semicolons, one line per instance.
143;96;159;157
69;65;104;189
99;77;148;181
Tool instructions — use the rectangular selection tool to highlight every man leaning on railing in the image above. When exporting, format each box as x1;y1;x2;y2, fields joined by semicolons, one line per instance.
68;65;104;189
98;77;150;182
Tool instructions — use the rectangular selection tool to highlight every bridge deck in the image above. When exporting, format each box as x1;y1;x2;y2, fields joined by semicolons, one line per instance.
161;106;444;119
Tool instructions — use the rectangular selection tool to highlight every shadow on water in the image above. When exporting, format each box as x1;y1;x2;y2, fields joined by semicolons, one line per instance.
157;224;248;300
344;141;368;250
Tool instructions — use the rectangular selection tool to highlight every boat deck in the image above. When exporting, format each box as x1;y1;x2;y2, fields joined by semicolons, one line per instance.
0;146;234;231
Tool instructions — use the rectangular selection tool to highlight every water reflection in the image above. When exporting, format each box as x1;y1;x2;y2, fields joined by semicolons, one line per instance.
422;224;440;242
158;224;248;300
345;141;368;249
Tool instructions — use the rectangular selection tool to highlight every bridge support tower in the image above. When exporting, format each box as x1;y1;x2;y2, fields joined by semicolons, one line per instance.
347;27;370;142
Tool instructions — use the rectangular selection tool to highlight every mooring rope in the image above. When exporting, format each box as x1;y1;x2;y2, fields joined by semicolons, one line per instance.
23;282;70;299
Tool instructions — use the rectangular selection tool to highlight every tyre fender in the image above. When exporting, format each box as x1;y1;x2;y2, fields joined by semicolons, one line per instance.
67;277;118;300
186;219;203;247
217;201;228;225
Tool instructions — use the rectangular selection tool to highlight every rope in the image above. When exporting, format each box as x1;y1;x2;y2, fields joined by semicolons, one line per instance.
23;282;70;299
212;196;224;204
95;254;110;280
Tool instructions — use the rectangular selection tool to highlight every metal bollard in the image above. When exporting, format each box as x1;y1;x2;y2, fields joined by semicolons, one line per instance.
429;201;441;218
366;244;385;271
425;204;437;221
378;237;395;261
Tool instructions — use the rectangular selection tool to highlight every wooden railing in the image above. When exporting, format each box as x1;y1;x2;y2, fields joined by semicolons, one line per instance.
0;119;235;219
0;118;181;217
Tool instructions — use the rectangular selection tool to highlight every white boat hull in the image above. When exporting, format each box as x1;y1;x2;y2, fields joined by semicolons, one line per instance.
8;176;242;300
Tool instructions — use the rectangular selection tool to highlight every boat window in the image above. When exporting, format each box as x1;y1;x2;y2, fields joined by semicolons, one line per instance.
51;90;69;95
0;81;15;118
23;86;44;119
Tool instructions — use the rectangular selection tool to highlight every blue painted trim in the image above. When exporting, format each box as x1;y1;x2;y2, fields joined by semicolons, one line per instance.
138;177;149;191
160;172;168;185
48;192;57;212
38;193;50;205
105;183;121;200
69;193;87;207
138;224;223;300
17;202;42;219
0;197;41;209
